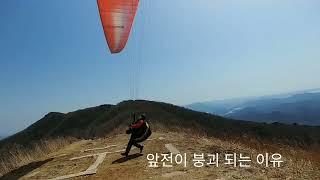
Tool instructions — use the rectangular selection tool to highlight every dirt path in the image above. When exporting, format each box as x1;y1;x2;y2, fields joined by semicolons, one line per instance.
13;132;320;180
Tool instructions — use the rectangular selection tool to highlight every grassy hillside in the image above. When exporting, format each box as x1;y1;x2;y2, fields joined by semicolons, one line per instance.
1;100;320;149
1;100;319;178
2;131;319;179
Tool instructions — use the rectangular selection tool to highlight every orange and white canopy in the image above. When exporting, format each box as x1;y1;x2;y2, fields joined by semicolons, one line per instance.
97;0;139;53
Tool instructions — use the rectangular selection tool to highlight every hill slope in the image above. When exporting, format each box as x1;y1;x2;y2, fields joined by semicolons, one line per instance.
1;131;319;180
0;100;320;179
1;100;320;149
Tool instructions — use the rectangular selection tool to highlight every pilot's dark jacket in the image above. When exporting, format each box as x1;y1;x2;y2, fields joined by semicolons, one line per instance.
123;119;151;155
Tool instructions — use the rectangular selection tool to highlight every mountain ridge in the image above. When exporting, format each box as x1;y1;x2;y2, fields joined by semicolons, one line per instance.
1;100;319;150
1;100;320;179
187;90;320;125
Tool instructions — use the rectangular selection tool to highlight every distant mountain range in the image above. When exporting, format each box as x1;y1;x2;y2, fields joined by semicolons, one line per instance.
1;100;319;149
186;89;320;126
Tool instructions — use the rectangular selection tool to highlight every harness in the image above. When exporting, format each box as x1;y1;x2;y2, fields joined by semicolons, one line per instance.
134;122;151;142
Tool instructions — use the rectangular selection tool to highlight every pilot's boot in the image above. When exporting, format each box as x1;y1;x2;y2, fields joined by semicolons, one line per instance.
121;152;128;157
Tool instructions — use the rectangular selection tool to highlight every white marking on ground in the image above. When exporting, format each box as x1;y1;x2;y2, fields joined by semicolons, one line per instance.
114;146;137;153
165;144;180;154
84;152;107;174
52;145;140;179
70;153;101;161
50;152;107;180
83;145;117;152
162;171;186;178
70;147;136;160
147;137;165;141
114;148;126;153
54;154;67;158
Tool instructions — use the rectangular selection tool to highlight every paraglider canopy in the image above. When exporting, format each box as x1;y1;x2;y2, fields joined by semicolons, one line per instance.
97;0;139;53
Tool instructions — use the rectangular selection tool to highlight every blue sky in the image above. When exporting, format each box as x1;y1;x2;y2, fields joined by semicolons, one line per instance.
0;0;320;135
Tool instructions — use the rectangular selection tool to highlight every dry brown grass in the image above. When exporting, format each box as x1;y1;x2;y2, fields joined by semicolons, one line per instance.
0;137;75;177
1;129;318;179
